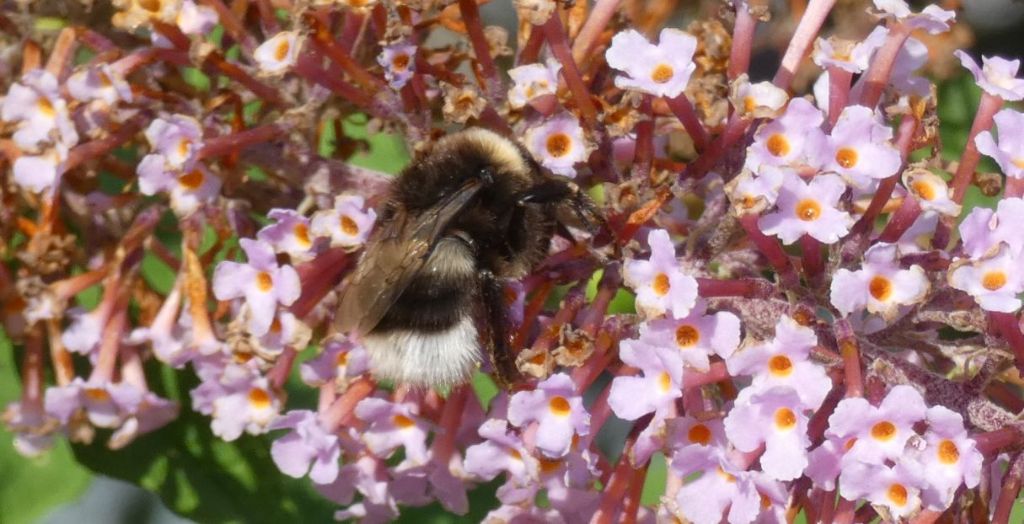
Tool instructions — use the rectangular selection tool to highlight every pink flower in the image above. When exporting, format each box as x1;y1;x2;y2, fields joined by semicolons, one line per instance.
355;397;431;464
812;36;878;74
903;168;961;217
269;410;341;484
606;28;697;99
948;245;1024;312
607;340;683;420
830;242;930;321
310;194;377;249
665;415;727;453
758;172;852;245
67;64;132;105
826;385;927;465
670;446;762;524
13;146;68;193
210;375;281;441
1;69;78;151
729;75;789;119
300;337;369;387
955;51;1024;101
508;59;561;111
137;158;222;216
258;209;318;262
959;197;1024;259
744;98;826;173
143;114;203;171
841;461;926;518
872;0;955;34
724;386;811;481
254;31;303;75
726;315;832;409
44;378;144;429
728;165;787;214
623;229;699;319
2;401;56;457
177;0;219;36
918;406;983;510
975;108;1024;179
464;419;536;483
378;42;417;89
822;105;901;189
213;238;302;336
634;301;741;371
507;373;589;458
524;114;590;178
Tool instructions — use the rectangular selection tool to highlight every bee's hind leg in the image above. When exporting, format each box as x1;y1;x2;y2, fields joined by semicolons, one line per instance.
478;270;520;389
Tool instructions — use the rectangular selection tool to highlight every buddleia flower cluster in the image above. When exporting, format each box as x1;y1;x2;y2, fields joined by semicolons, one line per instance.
2;0;1024;522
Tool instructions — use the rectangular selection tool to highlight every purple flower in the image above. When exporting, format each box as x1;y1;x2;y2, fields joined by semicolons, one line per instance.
806;434;854;491
254;31;303;75
730;75;789;119
917;406;983;510
830;242;929;321
724;386;811;481
758;172;852;245
873;0;955;34
670;446;762;524
300;337;369;387
143;114;203;171
258;209;317;262
269;410;341;484
606;28;697;98
137;158;222;216
464;419;536;483
744;98;826;173
67;64;132;105
666;415;727;453
975;108;1024;179
2;401;57;457
955;51;1024;101
826;385;927;465
839;460;926;519
13;145;68;194
607;340;683;420
213;238;301;336
524;114;590;178
726;315;832;409
728;165;787;214
378;42;417;89
903;168;961;217
508;59;561;111
948;245;1024;313
210;375;281;441
623;229;699;319
310;194;377;249
812;36;877;74
108;391;179;449
44;378;144;429
822;105;901;189
354;397;430;464
1;69;78;151
176;0;219;36
507;373;589;458
959;197;1024;259
634;301;742;372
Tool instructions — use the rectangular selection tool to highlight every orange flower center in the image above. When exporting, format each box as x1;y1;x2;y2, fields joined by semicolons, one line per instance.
549;396;571;416
658;371;672;392
716;466;737;483
938;439;960;465
871;420;897;441
766;133;791;157
869;275;893;301
336;351;349;367
392;414;416;428
248;388;272;409
392;53;411;71
177;138;191;158
911;180;937;201
675;324;700;348
274;39;291;61
84;387;110;401
37;97;56;117
650;64;674;84
982;271;1007;291
887;483;908;506
743;96;757;114
774;407;797;430
293;223;311;247
652;273;670;296
688;424;712;445
340;215;359;235
545;132;572;158
768;355;793;377
269;318;282;333
795;199;822;221
256;271;274;291
835;147;858;169
139;0;162;12
178;169;204;189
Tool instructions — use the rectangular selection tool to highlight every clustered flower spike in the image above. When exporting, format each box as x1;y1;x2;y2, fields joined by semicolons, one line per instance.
3;2;1023;523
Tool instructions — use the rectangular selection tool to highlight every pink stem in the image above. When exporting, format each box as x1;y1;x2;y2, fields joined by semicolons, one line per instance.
293;52;376;112
990;312;1024;376
853;114;918;235
320;377;376;431
542;12;599;126
773;0;837;90
827;67;852;129
683;362;729;389
835;319;863;398
267;347;298;390
950;92;1004;203
21;330;45;408
664;94;709;151
632;96;655;179
89;299;128;383
728;2;757;80
696;277;773;298
457;0;502;99
571;0;621;65
975;427;1024;456
738;213;798;286
200;124;289;159
46;319;74;386
857;23;911;108
878;194;921;243
1006;177;1024;198
119;344;148;390
800;234;823;281
682;114;750;180
831;499;856;524
992;452;1024;524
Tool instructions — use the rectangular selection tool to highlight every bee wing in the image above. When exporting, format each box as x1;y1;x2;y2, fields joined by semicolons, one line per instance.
335;178;484;335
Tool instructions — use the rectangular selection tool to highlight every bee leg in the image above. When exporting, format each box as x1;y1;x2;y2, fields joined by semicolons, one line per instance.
479;269;519;389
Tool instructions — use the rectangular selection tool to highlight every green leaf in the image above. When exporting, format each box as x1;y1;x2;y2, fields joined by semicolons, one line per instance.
0;332;92;524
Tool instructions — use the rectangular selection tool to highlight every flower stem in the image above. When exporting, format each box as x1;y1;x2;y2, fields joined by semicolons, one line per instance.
541;12;599;127
738;213;798;287
571;0;621;65
632;95;655;180
878;193;921;243
457;0;503;100
200;124;289;160
664;94;708;151
728;2;757;80
991;452;1024;524
773;0;836;90
950;92;1004;204
835;319;863;398
853;114;917;236
975;427;1024;456
827;67;852;129
856;23;911;109
321;377;376;431
989;311;1024;376
696;277;773;298
89;299;128;383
